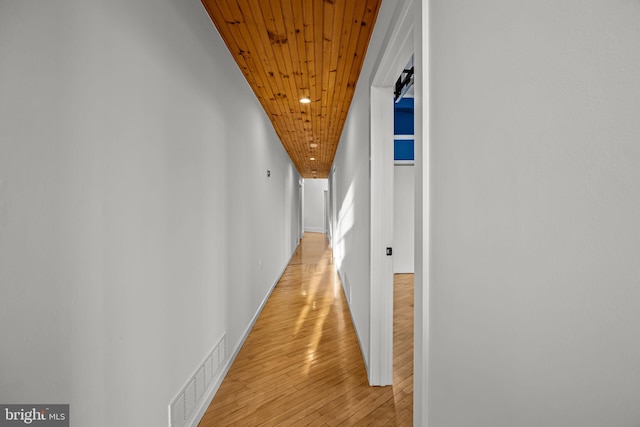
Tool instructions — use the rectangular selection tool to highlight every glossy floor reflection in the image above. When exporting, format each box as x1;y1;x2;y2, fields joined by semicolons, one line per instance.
198;232;413;426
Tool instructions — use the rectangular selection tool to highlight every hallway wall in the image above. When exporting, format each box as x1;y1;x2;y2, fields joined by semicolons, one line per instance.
329;0;407;371
303;179;328;233
393;165;415;274
427;1;640;426
0;1;300;426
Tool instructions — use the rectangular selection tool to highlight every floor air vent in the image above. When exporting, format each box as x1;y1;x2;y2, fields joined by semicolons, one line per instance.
169;335;226;427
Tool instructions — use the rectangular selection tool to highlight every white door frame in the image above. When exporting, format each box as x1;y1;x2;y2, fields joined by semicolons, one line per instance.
299;179;304;241
369;85;395;386
369;0;416;386
324;190;329;235
413;1;429;425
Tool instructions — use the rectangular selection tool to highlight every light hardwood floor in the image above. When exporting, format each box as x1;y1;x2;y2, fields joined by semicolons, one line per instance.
198;232;413;426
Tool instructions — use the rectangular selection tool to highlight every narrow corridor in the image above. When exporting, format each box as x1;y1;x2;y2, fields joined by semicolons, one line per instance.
199;232;413;426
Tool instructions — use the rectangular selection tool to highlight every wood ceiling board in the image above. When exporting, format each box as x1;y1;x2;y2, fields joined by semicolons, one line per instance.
202;0;382;178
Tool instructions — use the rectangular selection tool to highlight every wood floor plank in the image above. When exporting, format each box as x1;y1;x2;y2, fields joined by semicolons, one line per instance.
198;232;413;426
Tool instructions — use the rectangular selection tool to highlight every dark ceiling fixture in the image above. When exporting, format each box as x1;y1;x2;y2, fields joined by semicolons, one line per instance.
394;66;414;103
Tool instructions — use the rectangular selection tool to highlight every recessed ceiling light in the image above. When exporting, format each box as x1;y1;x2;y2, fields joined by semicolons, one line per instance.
299;97;311;104
310;157;315;160
310;143;318;148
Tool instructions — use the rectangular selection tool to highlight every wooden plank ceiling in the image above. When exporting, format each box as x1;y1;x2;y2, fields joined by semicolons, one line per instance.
202;0;382;178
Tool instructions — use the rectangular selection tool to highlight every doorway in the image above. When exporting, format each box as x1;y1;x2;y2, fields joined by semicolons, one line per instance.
368;0;416;387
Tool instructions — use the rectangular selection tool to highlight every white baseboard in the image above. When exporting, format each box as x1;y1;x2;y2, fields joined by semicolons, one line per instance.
304;226;325;233
185;243;299;427
336;266;369;376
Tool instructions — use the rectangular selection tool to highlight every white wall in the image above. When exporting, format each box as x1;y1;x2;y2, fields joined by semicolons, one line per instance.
0;1;300;426
427;1;640;426
393;165;414;273
303;179;328;233
329;0;407;372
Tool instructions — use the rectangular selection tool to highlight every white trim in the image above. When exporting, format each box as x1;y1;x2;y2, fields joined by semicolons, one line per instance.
414;1;429;426
371;3;416;88
187;242;300;427
394;134;415;140
337;266;369;373
394;160;415;166
369;0;416;387
304;226;325;233
369;86;395;386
